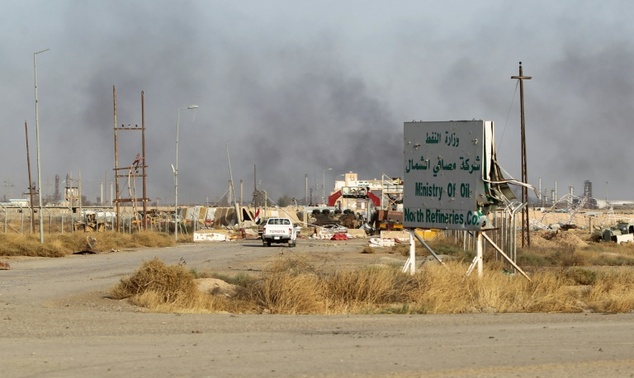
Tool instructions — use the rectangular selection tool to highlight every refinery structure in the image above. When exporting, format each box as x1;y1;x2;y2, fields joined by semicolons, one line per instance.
2;163;630;236
1;90;632;238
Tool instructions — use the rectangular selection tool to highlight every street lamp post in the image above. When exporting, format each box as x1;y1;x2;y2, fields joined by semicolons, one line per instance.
34;48;50;244
174;104;198;241
322;167;332;205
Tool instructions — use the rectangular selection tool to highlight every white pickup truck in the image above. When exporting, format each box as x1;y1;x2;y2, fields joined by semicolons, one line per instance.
261;217;297;247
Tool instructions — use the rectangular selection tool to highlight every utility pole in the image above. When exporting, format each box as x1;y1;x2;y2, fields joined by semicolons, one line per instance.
34;48;50;243
253;164;257;206
24;122;36;233
512;62;532;248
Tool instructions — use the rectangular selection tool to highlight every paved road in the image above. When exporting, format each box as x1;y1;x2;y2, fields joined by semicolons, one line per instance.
2;241;634;377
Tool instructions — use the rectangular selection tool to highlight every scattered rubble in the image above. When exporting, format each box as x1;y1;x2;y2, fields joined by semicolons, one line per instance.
331;233;349;240
193;230;232;242
369;238;396;247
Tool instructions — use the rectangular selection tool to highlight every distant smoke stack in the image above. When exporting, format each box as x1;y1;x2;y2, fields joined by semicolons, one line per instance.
55;174;60;202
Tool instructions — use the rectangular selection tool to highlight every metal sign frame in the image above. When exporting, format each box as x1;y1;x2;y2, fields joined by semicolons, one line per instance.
403;120;493;231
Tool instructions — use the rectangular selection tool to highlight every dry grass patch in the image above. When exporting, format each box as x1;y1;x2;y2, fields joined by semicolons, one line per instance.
585;268;634;313
249;270;324;314
7;227;626;314
94;231;175;251
324;267;416;313
110;258;257;314
246;257;325;314
518;241;634;267
110;258;199;304
246;257;420;314
0;231;175;257
409;262;587;313
112;255;634;315
0;234;66;257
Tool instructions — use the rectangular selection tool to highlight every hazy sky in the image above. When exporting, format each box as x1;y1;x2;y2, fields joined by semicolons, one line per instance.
2;0;633;205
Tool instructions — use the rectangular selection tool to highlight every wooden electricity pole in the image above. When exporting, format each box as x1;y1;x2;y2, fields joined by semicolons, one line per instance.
512;62;532;248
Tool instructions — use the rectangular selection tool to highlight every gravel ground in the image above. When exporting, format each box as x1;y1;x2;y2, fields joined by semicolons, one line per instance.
2;238;634;377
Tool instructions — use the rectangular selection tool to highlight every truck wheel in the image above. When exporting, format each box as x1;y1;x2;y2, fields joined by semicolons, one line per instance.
266;240;271;247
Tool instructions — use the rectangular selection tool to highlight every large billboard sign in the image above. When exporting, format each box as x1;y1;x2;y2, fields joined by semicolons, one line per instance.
403;120;495;231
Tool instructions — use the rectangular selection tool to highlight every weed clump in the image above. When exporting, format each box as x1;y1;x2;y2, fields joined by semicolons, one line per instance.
111;258;198;306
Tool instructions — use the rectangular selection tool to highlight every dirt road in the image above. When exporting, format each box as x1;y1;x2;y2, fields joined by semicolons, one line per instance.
2;240;634;377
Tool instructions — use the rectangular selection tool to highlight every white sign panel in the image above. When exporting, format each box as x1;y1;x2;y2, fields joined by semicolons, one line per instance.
403;120;493;230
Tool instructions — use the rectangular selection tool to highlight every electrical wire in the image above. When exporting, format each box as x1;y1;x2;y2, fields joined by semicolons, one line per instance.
498;80;519;152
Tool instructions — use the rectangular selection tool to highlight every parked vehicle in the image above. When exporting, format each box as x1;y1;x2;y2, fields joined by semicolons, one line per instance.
261;217;297;247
